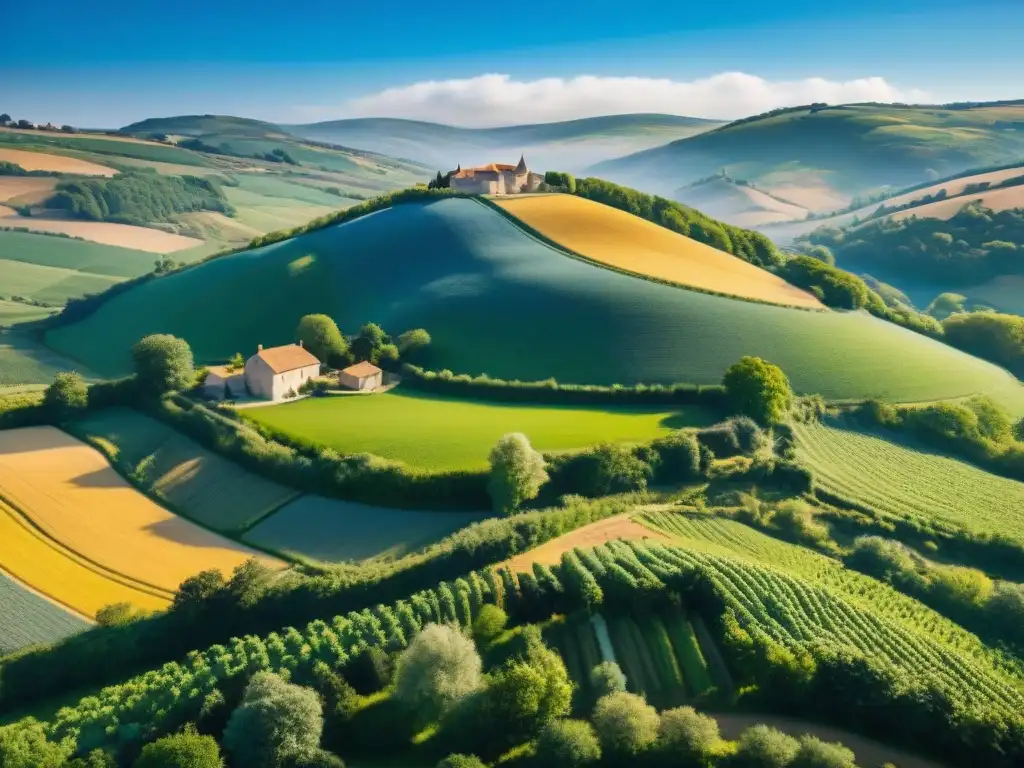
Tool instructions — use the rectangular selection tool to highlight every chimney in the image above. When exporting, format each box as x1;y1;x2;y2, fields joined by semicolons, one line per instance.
257;344;263;352
298;340;304;348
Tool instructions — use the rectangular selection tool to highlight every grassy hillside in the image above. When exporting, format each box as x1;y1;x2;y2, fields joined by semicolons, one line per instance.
673;175;810;227
46;197;1024;407
288;114;722;173
593;102;1024;207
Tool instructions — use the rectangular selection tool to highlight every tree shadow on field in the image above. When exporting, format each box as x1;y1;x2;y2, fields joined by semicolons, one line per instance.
69;466;126;489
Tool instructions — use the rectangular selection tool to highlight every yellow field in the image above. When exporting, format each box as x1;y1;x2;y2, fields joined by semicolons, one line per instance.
890;185;1024;221
494;194;824;309
0;499;169;618
0;177;58;204
0;148;115;176
0;427;284;593
881;166;1024;211
0;210;203;253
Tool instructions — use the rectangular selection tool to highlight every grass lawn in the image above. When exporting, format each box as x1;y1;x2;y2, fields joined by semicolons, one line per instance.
243;389;713;471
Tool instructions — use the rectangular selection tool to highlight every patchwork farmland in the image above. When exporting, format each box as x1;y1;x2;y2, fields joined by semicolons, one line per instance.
0;426;283;594
494;193;823;308
242;389;704;471
45;198;1024;408
792;418;1024;541
0;147;116;176
0;567;90;655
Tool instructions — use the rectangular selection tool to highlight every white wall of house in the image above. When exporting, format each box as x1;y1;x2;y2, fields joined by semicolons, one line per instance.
339;371;383;391
269;363;321;400
244;356;276;400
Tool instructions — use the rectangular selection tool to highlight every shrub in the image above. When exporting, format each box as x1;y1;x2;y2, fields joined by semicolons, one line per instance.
436;756;485;768
655;706;720;764
534;719;601;767
574;444;652;496
397;328;431;354
589;661;627;698
393;624;483;717
789;734;856;768
0;719;72;767
591;692;660;758
649;432;702;483
284;749;345;768
222;672;323;768
487;433;549;514
471;604;508;645
780;255;871;309
722;357;793;425
698;417;766;458
132;334;194;396
133;724;223;768
728;725;800;768
44;371;88;420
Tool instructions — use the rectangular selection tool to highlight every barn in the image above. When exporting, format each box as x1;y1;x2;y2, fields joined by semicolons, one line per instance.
244;343;322;400
339;361;383;391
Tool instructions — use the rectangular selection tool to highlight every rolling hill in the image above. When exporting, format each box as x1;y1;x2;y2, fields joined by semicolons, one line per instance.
592;101;1024;211
45;196;1024;408
671;175;810;227
286;114;722;173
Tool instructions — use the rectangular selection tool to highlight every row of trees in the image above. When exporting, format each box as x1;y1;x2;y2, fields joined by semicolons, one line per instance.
294;314;430;371
49;172;235;226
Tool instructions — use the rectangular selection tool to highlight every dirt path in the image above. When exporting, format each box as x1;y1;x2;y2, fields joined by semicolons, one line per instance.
499;510;673;572
712;712;945;768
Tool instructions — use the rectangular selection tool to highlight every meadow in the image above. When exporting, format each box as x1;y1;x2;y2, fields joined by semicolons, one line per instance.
242;389;703;471
243;496;489;562
0;567;89;656
0;257;122;306
493;193;822;308
0;497;170;619
791;418;1024;541
0;300;55;327
0;147;115;176
0;229;156;278
70;408;301;533
0;426;284;593
0;331;94;389
890;184;1024;220
0;131;211;167
45;198;1024;408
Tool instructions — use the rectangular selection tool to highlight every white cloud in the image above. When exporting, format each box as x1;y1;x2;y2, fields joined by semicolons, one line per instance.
332;72;930;126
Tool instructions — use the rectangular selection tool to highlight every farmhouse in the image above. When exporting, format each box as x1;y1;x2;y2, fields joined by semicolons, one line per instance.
244;342;322;400
449;155;544;195
339;361;383;391
202;365;246;400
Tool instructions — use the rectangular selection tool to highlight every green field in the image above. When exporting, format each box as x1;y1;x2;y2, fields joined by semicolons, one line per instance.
0;131;211;167
0;258;123;306
244;496;489;562
0;230;156;278
243;390;704;471
792;418;1024;542
0;330;94;389
0;571;89;656
0;300;56;327
68;408;300;533
45;198;1024;409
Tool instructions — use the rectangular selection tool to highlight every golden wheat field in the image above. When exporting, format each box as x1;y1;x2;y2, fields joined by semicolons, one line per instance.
0;499;169;618
494;194;824;309
0;148;116;177
0;427;284;593
0;210;203;253
889;185;1024;221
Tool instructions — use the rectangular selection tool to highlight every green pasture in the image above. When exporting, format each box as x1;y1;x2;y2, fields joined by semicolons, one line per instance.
45;198;1024;409
0;330;95;389
0;230;155;278
792;418;1024;542
244;495;489;562
0;300;55;327
0;571;89;656
0;132;210;167
243;389;704;471
0;258;122;306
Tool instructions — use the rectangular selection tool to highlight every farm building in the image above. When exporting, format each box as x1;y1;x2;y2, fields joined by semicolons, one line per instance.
449;155;543;195
339;361;383;391
244;343;322;400
202;365;246;400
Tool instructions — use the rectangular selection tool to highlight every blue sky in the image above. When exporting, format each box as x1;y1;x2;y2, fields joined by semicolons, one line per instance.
2;0;1022;127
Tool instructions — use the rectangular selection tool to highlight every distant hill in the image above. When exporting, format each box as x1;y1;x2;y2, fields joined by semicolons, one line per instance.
285;114;722;173
46;195;1022;408
591;101;1024;211
672;175;809;228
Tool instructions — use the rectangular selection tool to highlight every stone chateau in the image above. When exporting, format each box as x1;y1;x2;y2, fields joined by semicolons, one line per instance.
449;155;543;195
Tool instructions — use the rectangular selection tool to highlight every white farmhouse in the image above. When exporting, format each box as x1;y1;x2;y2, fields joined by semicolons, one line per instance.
244;343;321;400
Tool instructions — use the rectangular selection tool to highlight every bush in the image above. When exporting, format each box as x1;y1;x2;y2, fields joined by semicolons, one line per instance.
133;724;223;768
790;734;856;768
649;432;702;483
698;417;766;458
471;604;508;645
589;661;627;698
397;328;431;354
943;311;1024;376
44;371;88;420
655;706;720;764
0;719;72;767
222;672;323;768
132;334;194;396
487;433;549;514
284;749;345;768
722;357;793;425
436;756;485;768
727;725;800;768
574;444;652;497
534;719;601;767
393;624;483;717
780;256;872;309
591;692;660;758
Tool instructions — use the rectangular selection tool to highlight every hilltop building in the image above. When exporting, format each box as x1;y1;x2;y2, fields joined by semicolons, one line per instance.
204;342;322;401
449;155;543;195
339;361;383;391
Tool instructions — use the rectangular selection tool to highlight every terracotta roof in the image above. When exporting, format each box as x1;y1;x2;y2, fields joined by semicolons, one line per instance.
341;361;383;378
254;344;321;374
452;162;521;178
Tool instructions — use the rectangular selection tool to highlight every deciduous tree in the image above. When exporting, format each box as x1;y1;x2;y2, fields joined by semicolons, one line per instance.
132;334;194;396
393;624;483;717
44;371;88;419
487;433;548;514
722;356;793;425
223;672;323;768
296;314;348;367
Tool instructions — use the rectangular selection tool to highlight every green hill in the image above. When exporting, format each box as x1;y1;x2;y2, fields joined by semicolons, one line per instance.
592;102;1024;209
287;114;721;173
45;197;1024;408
